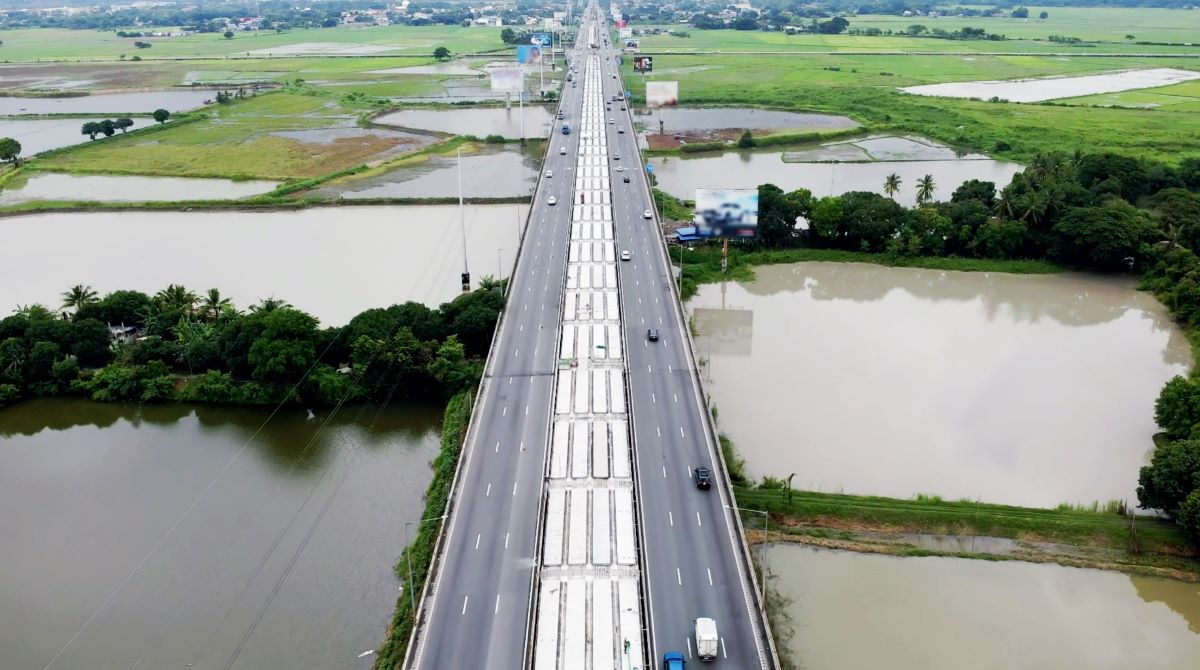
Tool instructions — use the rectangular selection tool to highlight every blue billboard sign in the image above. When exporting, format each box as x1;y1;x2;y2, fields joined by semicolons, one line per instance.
530;33;553;47
516;45;542;65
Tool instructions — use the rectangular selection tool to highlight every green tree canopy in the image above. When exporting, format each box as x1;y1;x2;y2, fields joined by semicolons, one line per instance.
1138;440;1200;515
0;137;20;164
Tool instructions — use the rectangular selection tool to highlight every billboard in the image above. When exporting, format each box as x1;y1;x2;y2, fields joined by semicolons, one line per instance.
633;56;652;73
619;27;632;39
516;45;542;64
490;67;524;92
646;80;678;108
530;32;553;47
694;189;759;239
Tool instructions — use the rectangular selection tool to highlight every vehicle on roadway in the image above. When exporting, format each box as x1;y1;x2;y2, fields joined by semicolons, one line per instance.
694;466;712;490
623;175;630;183
647;328;659;341
663;651;686;670
643;209;653;219
557;111;565;119
545;170;553;178
562;123;571;135
613;153;620;160
560;147;567;155
618;127;625;134
548;196;557;205
620;250;631;261
695;617;719;660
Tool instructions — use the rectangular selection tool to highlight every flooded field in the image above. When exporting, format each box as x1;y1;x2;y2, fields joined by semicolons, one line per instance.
770;545;1200;670
634;106;857;134
4;117;153;155
0;398;439;670
0;204;528;325
689;263;1190;507
0;172;279;205
370;63;482;76
650;139;1021;207
0;89;216;115
375;105;555;139
902;67;1200;103
317;145;538;199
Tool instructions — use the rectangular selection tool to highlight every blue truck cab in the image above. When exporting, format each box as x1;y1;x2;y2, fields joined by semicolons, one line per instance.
663;651;686;670
562;123;571;135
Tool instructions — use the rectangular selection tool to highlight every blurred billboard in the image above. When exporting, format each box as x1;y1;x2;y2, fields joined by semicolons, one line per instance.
619;27;633;39
516;45;542;64
646;80;678;108
530;32;553;47
633;56;652;73
694;189;759;239
490;67;524;92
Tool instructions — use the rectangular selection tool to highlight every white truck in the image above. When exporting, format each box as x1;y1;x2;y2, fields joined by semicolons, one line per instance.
695;617;718;661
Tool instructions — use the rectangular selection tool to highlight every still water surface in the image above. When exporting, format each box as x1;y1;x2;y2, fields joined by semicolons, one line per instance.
770;545;1200;670
320;145;538;199
375;106;555;139
633;106;857;133
3;117;153;155
0;172;279;204
651;147;1022;208
689;263;1190;506
0;398;440;669
0;89;216;115
0;205;528;325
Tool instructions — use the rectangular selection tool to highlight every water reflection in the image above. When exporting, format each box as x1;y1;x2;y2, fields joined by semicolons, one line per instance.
0;398;439;669
770;545;1200;670
689;263;1191;506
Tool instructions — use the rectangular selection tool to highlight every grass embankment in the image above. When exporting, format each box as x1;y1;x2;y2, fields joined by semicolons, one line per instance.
730;486;1199;578
675;244;1062;300
625;54;1200;162
374;391;472;670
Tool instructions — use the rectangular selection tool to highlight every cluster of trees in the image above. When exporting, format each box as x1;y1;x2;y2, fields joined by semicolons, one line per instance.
852;24;1005;40
0;137;20;165
752;151;1199;274
0;1;384;31
80;118;134;140
0;283;505;410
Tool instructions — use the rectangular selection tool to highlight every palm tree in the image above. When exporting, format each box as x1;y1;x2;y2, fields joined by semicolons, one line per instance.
155;284;199;316
883;173;901;200
61;284;98;311
915;174;936;205
250;296;292;314
477;275;503;291
201;288;232;321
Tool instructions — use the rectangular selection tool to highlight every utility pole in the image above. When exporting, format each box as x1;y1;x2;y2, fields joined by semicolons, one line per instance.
458;147;469;291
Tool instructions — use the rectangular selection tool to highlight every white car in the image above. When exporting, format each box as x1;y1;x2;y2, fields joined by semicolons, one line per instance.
548;196;557;205
643;209;653;219
620;250;631;261
608;118;614;124
615;165;624;172
545;170;553;178
560;147;567;155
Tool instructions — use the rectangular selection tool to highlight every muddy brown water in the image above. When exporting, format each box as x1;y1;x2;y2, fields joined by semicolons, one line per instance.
374;106;555;139
769;545;1200;670
0;204;529;326
0;398;440;669
688;262;1190;507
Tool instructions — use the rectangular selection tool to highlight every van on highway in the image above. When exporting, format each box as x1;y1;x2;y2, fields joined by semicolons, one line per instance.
695;617;718;661
663;651;685;670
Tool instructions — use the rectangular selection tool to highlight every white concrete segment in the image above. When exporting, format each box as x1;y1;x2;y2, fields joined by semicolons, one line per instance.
531;43;646;670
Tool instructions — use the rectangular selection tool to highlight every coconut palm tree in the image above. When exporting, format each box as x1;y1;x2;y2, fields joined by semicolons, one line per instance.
883;173;902;201
61;284;98;311
201;288;232;321
477;275;503;291
915;174;936;205
155;284;199;316
250;297;292;314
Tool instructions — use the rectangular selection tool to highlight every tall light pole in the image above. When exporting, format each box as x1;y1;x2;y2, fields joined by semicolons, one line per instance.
458;147;469;291
497;247;506;280
404;514;448;615
725;504;769;604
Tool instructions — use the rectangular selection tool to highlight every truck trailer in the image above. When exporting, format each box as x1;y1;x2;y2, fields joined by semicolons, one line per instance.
695;617;718;661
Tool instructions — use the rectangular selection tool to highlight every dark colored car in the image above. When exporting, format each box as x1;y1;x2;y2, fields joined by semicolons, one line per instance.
623;175;630;183
694;466;712;490
647;329;659;341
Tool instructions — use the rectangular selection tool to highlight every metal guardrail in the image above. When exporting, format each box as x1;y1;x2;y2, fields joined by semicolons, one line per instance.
617;71;783;670
402;94;561;670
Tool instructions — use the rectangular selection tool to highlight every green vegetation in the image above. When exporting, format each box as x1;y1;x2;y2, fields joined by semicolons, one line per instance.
0;25;505;61
626;54;1200;162
0;283;503;410
848;8;1200;45
731;486;1196;571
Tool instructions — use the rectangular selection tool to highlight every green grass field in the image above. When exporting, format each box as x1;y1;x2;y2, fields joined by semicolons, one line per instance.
33;89;412;180
1062;78;1200;110
850;7;1200;44
633;23;1200;54
627;53;1200;162
0;24;506;61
